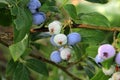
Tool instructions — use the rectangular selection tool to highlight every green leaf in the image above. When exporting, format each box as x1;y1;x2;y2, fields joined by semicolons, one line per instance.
85;0;108;4
11;7;32;42
0;8;12;26
76;0;120;26
40;4;59;13
0;0;8;8
64;26;70;35
26;58;49;76
75;29;106;45
64;4;77;19
31;32;51;41
9;35;28;61
102;57;114;69
0;0;9;5
76;12;110;27
72;43;89;59
13;7;32;30
84;66;94;79
6;59;18;76
91;70;109;80
86;45;98;57
13;63;30;80
18;0;29;7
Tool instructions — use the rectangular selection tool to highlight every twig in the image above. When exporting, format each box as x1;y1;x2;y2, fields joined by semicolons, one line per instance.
0;39;9;47
73;24;120;32
30;24;120;33
30;54;82;80
66;59;83;69
65;55;87;69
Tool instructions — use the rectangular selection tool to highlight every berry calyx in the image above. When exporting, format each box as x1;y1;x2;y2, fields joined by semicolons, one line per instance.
98;44;115;60
50;51;62;63
67;32;81;45
60;48;71;60
53;34;67;46
48;20;62;35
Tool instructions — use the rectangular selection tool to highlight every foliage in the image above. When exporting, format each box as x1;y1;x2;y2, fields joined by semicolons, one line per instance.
0;0;120;80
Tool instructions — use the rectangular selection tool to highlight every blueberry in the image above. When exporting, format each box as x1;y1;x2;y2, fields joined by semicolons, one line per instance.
60;48;71;60
98;44;115;60
95;54;104;64
53;34;67;46
67;32;81;45
48;20;62;35
50;35;57;46
32;12;46;25
111;72;120;80
28;0;41;10
29;9;37;14
50;51;62;63
115;53;120;65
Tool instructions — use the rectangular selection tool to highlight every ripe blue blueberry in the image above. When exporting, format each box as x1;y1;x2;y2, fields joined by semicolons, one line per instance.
29;9;37;14
50;35;57;46
33;12;46;25
115;52;120;65
67;32;81;45
98;44;115;60
50;51;62;63
28;0;41;10
95;54;104;64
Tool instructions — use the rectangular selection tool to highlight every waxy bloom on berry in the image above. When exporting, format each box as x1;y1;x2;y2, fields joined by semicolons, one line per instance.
67;32;81;45
53;34;67;46
60;48;71;60
115;52;120;65
50;51;62;63
98;44;115;60
48;21;62;35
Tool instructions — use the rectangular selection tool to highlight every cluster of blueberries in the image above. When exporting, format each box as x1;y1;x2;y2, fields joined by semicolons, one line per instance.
48;21;81;63
95;44;120;77
95;44;120;65
27;0;46;25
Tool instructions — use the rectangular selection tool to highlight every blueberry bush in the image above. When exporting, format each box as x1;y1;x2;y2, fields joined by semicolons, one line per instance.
0;0;120;80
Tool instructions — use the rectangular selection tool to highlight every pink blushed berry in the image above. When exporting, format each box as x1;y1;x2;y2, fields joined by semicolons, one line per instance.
98;44;115;60
60;48;71;60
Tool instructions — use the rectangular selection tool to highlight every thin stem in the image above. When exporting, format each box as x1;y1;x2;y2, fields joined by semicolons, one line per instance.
30;24;120;33
73;24;120;32
0;39;9;47
65;55;86;69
